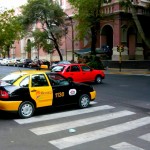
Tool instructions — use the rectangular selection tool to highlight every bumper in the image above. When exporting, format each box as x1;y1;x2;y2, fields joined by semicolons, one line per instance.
90;90;96;100
0;100;22;111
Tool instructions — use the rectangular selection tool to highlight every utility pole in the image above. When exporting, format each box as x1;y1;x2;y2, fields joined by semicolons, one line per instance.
69;17;74;62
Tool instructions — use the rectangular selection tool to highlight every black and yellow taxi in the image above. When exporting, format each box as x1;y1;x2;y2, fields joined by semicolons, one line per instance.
0;70;96;118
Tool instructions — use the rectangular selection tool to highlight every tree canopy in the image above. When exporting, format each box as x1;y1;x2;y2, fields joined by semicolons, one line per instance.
19;0;66;60
0;9;24;58
68;0;106;55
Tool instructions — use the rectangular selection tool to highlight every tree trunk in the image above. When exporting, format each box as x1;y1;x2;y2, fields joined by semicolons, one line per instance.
51;32;63;61
7;46;10;58
90;27;97;55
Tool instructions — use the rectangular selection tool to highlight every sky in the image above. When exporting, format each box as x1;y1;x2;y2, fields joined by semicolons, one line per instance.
0;0;27;10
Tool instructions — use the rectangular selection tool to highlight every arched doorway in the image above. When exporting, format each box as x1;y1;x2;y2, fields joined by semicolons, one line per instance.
100;25;113;59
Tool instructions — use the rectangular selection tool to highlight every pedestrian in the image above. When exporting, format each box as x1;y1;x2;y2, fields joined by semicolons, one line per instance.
36;59;41;70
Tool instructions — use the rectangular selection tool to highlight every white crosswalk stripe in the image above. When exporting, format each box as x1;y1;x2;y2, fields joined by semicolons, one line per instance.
111;142;144;150
14;104;150;150
49;117;150;149
30;110;135;135
139;133;150;142
14;104;114;124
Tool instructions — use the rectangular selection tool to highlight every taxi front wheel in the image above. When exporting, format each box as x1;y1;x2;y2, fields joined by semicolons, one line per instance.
18;101;35;119
79;94;90;109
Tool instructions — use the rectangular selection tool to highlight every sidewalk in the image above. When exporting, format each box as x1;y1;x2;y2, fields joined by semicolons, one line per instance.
104;68;150;75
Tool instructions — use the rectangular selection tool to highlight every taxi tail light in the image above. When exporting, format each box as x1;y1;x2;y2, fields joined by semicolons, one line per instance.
0;90;9;99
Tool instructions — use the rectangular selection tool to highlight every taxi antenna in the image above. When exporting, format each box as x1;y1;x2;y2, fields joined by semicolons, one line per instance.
17;66;22;73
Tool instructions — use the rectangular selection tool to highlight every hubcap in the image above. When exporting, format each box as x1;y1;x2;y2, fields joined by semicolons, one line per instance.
81;96;89;107
21;104;33;117
97;77;101;83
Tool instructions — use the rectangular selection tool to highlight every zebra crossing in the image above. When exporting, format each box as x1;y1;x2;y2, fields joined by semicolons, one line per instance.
14;102;150;150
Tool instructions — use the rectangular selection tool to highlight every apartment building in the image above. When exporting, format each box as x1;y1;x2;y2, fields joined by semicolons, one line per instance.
10;0;150;61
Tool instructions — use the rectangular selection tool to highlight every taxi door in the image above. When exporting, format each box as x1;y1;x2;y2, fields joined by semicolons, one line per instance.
49;75;78;106
29;74;53;108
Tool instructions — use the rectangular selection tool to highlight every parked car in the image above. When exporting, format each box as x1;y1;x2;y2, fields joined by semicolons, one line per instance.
0;70;96;118
29;59;50;69
0;58;3;65
8;58;21;66
0;58;12;66
17;58;33;67
51;63;105;84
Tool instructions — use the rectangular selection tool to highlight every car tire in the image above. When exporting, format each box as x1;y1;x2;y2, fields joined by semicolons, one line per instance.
18;101;35;119
95;75;102;84
78;94;90;109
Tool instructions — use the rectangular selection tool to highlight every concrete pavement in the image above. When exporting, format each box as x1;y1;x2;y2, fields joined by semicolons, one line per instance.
104;68;150;75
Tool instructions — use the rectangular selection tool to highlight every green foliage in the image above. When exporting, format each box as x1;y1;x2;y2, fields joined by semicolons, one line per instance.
0;9;24;57
87;55;104;70
19;0;66;60
78;55;104;70
68;0;106;55
87;61;104;70
31;29;54;54
68;0;104;40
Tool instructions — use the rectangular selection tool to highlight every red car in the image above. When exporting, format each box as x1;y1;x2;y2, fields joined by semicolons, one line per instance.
51;63;105;84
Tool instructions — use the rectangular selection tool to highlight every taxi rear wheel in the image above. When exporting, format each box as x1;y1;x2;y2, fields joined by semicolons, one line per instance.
18;101;35;119
79;94;90;108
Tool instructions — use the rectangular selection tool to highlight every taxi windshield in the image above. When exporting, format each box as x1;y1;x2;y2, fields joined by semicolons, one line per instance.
1;73;22;84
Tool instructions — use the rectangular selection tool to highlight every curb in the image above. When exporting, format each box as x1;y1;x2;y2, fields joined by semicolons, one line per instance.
104;68;150;75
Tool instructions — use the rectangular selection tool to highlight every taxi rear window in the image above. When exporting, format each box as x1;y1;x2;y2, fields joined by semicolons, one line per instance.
1;74;22;84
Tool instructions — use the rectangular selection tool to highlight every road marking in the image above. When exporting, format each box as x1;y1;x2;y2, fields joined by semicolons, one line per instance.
111;142;144;150
90;101;97;105
49;116;150;149
139;133;150;142
30;110;135;135
14;105;114;124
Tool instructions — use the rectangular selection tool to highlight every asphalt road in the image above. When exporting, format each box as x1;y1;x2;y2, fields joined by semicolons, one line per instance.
0;66;150;150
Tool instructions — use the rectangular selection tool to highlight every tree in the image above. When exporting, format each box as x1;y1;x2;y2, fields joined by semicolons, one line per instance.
68;0;106;55
19;0;66;61
0;9;24;58
119;0;150;49
28;29;54;59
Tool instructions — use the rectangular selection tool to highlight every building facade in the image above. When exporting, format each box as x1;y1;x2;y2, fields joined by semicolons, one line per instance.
9;0;150;61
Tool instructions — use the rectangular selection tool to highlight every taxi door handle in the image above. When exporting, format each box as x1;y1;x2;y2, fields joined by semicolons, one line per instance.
31;90;36;92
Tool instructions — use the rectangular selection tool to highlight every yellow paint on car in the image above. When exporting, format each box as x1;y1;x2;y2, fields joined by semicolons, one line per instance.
90;90;96;100
0;101;22;111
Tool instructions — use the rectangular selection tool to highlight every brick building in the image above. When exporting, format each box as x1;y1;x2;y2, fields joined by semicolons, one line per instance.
9;0;150;61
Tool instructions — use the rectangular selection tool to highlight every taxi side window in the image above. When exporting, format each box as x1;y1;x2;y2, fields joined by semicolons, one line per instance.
20;76;29;87
47;74;69;86
32;74;49;87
